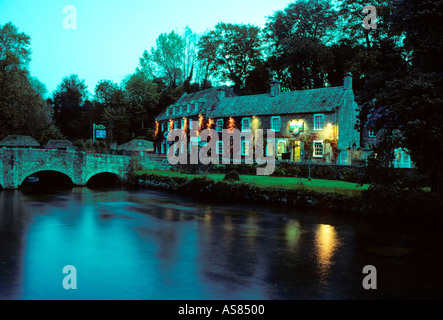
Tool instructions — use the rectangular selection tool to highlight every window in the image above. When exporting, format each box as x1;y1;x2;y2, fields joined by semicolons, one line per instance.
271;116;281;132
241;139;250;156
314;114;324;131
242;118;251;132
277;140;286;154
174;120;179;129
194;102;198;111
187;104;191;113
181;119;185;129
172;106;176;115
216;119;224;132
188;119;193;130
313;140;323;157
394;148;412;168
161;123;165;132
369;130;376;138
216;141;223;155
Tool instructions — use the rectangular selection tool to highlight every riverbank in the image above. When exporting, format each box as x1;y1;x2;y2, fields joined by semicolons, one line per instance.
131;170;441;219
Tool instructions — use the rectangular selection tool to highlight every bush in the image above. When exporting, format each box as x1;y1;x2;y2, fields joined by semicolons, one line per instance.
223;170;241;182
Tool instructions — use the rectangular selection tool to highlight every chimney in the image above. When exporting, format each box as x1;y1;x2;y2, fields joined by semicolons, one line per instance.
344;72;352;90
217;87;225;100
270;80;280;97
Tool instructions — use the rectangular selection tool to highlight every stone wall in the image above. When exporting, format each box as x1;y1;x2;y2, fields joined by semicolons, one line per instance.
0;147;172;189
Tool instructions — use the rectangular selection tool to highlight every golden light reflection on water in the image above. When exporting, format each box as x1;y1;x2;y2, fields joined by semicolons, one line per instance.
285;220;301;249
315;224;339;276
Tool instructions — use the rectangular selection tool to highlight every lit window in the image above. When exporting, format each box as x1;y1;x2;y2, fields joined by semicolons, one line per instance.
313;140;323;157
271;116;281;132
216;141;223;155
242;118;251;132
216;119;224;132
314;114;324;131
277;141;286;154
369;130;376;138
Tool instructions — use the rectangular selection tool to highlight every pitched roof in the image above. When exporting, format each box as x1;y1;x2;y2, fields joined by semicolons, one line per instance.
155;86;236;121
0;135;40;147
43;140;74;149
209;86;347;118
117;139;154;151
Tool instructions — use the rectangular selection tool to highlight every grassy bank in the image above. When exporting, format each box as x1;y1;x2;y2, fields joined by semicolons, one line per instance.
136;169;369;196
132;169;441;219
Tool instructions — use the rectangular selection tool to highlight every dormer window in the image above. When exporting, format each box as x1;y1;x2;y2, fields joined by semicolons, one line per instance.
216;119;224;132
195;102;199;111
242;118;251;132
271;116;281;132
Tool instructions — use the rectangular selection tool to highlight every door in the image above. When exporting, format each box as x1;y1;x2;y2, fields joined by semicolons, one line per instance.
293;141;301;162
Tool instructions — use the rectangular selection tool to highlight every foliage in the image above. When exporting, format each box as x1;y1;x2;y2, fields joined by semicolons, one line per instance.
51;74;90;140
223;170;241;182
74;139;109;154
39;125;65;144
0;22;51;140
265;0;338;90
198;23;262;92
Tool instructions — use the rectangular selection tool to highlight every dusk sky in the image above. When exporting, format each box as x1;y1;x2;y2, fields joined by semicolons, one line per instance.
0;0;295;97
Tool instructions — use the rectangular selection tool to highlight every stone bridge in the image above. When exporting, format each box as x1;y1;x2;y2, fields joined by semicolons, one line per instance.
0;148;169;189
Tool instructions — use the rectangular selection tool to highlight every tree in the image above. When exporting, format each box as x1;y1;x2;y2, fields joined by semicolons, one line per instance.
139;30;184;88
93;79;130;144
52;74;89;140
124;71;160;136
198;22;263;93
265;0;338;90
365;0;443;194
0;22;51;140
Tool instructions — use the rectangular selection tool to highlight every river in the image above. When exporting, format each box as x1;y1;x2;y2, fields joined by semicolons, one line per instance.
0;186;442;300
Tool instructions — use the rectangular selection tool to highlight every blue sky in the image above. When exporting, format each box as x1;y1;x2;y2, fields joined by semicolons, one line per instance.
0;0;295;97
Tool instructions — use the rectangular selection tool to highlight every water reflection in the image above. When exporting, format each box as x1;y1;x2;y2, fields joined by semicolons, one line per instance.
1;188;443;299
285;220;301;250
315;224;339;278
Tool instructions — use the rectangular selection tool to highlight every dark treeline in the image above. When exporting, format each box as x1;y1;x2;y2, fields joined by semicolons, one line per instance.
0;0;442;193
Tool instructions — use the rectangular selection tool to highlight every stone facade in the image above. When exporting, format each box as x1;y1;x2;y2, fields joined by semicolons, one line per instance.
154;74;361;165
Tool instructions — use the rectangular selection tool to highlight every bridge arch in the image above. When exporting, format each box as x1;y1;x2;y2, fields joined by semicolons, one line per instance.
85;169;124;186
19;169;75;188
